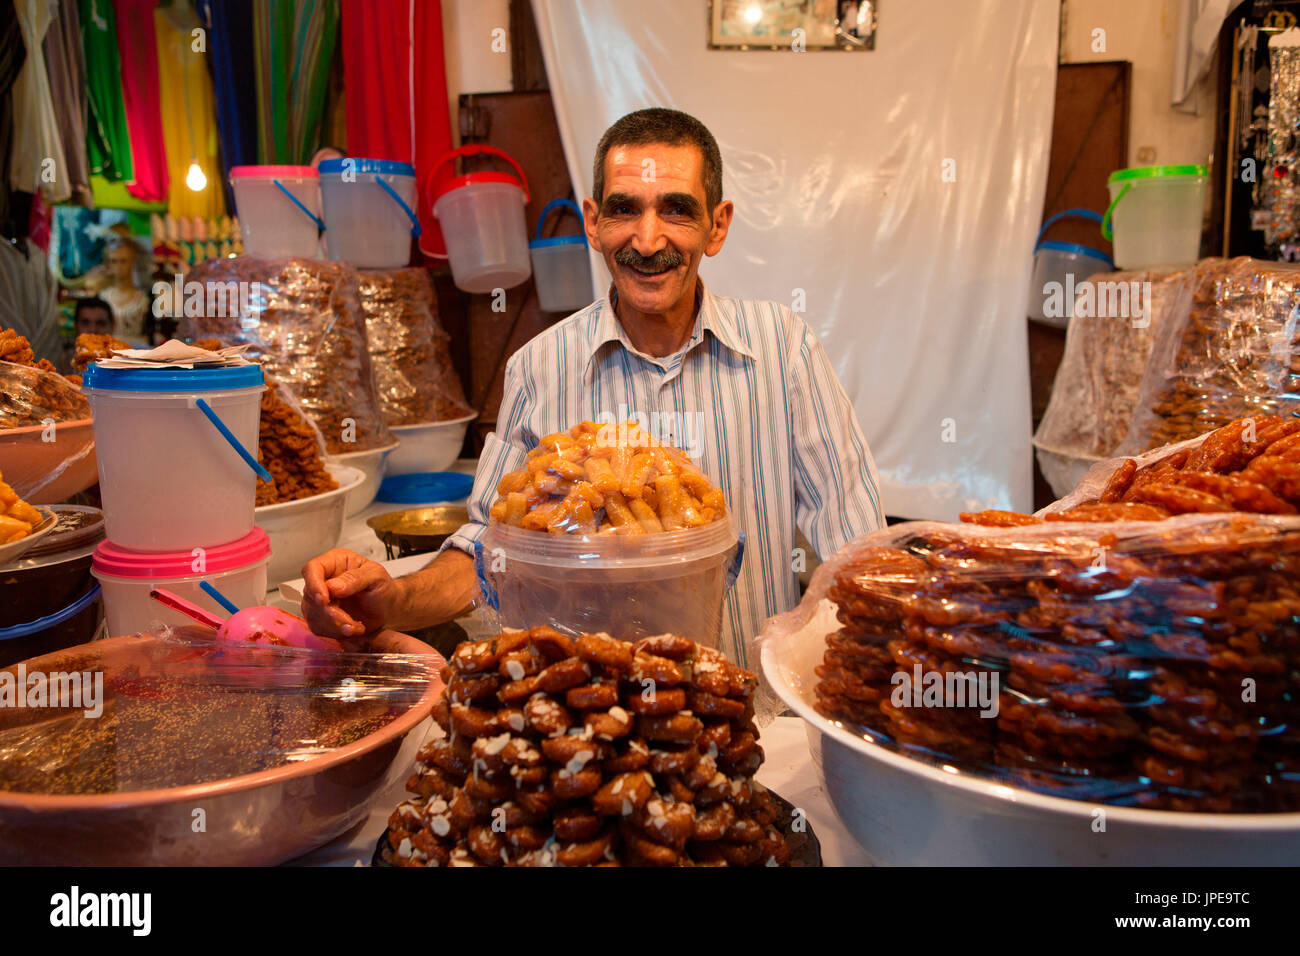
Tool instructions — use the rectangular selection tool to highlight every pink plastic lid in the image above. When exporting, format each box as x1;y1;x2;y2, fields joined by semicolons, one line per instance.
229;165;319;179
92;528;271;579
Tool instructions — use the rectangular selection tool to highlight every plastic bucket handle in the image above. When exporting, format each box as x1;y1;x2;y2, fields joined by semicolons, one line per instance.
199;579;241;614
1035;208;1104;250
272;179;326;232
0;583;102;642
375;176;422;238
536;198;584;241
1101;186;1130;242
193;397;273;482
427;144;531;204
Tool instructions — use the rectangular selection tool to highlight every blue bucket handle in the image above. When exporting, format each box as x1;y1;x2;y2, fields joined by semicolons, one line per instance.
376;176;422;238
194;397;273;482
273;179;326;232
199;579;241;615
1035;208;1104;250
536;198;584;241
0;584;102;642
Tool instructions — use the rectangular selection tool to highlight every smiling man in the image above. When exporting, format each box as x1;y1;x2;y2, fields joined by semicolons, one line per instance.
301;108;884;664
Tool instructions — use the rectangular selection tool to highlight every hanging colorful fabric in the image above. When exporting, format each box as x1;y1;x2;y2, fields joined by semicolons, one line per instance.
112;0;168;202
11;0;69;202
253;0;338;165
194;0;258;185
154;3;225;221
41;0;90;199
79;0;133;184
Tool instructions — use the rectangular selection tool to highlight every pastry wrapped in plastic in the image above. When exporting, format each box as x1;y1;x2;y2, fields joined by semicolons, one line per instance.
759;511;1300;813
1032;266;1196;495
356;267;473;426
254;379;338;505
180;257;393;453
1121;257;1300;454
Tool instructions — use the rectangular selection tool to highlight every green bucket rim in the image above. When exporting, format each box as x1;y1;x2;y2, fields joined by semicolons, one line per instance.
1107;164;1208;183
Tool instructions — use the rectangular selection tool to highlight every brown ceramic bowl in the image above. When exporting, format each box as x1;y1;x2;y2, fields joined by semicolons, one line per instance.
0;628;444;866
0;417;98;504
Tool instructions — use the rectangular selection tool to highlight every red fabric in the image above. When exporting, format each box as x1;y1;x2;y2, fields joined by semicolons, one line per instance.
340;0;452;259
113;0;169;202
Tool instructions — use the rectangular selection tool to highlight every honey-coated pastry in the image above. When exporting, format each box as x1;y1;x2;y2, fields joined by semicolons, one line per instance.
382;627;790;866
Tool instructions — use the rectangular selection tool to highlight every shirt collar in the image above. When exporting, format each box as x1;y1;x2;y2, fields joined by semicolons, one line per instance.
585;280;755;374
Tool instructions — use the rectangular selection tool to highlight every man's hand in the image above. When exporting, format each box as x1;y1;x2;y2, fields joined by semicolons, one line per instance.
300;549;404;639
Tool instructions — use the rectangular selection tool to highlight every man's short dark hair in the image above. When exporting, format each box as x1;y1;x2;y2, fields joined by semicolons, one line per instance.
592;108;723;215
73;296;113;322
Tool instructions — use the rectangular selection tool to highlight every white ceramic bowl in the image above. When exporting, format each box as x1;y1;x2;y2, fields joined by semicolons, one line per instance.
760;598;1300;866
255;464;364;586
386;413;476;476
327;440;399;516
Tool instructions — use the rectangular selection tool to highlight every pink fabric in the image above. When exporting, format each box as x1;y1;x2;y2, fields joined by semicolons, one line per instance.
113;0;169;202
340;0;451;259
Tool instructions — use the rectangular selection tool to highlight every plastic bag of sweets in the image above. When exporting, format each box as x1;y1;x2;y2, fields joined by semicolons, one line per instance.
180;257;393;453
1120;257;1300;455
758;510;1300;812
1033;265;1196;464
357;267;472;426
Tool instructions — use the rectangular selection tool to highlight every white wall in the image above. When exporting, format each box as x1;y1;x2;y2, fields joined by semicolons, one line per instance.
1061;0;1217;169
441;0;514;145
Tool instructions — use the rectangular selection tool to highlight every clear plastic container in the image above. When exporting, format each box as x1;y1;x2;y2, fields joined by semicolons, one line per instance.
91;528;270;636
1104;165;1207;269
318;158;420;268
1028;242;1112;326
475;517;743;648
229;165;322;258
81;364;266;551
529;198;594;313
429;145;531;294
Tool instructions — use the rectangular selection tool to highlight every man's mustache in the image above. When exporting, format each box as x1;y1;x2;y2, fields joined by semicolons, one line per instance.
613;247;685;272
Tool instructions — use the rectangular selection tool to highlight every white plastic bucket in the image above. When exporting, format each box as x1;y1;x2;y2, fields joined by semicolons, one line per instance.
81;364;269;551
229;165;323;258
92;528;270;636
529;198;594;313
1103;165;1207;269
1027;208;1112;326
477;518;744;648
428;145;531;293
319;158;420;268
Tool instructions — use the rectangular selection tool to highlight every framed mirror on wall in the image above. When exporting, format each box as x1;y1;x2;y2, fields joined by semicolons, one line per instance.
707;0;878;51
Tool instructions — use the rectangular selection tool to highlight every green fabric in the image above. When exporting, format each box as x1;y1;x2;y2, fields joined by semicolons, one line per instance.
79;0;132;182
90;174;165;212
253;0;338;164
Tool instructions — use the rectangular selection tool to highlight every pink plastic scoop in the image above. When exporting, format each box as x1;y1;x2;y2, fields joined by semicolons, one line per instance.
149;589;344;652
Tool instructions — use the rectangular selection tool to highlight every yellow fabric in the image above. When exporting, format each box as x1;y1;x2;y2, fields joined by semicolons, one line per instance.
155;9;225;221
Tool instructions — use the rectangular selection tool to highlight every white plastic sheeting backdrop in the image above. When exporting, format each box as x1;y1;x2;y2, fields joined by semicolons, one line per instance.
531;0;1058;518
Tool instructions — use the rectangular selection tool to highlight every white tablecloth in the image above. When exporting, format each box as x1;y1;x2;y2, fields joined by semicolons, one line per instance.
290;715;871;867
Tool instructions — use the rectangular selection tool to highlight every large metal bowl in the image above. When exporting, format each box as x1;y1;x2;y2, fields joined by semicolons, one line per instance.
0;628;444;866
761;599;1300;866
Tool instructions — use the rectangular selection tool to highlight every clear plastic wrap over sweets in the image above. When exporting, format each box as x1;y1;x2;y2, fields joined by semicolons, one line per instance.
1120;256;1300;455
181;257;394;453
756;513;1300;812
356;267;472;426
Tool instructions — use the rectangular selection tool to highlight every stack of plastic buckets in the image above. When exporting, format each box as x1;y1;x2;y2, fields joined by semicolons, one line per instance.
82;363;274;635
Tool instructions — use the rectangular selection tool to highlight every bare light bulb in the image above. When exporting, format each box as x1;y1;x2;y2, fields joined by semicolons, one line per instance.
185;161;207;192
744;3;762;25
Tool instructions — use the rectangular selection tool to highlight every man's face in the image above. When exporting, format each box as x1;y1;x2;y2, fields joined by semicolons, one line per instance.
583;143;733;316
76;307;113;336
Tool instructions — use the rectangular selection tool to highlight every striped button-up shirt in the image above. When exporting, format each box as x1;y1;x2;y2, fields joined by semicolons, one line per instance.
443;283;885;666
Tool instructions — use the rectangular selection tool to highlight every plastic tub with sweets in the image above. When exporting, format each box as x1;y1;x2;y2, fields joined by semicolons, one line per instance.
476;516;743;648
